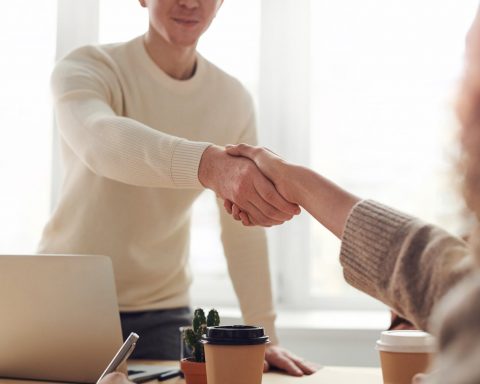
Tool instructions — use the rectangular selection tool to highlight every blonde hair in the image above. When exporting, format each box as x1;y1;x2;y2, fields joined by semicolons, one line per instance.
457;7;480;262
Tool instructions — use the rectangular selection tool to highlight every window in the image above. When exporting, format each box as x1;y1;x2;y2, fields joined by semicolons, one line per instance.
49;0;479;313
306;0;478;305
256;0;478;310
0;1;56;253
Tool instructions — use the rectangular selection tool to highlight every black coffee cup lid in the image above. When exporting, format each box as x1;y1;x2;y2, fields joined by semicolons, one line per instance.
201;325;269;345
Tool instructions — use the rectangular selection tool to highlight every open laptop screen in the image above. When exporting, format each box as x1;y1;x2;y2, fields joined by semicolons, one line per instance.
0;254;124;383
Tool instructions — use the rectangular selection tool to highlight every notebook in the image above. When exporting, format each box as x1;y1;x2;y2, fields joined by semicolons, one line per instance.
0;254;178;383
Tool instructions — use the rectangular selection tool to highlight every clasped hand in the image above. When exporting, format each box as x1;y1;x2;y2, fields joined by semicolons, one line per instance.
198;145;300;227
216;144;296;227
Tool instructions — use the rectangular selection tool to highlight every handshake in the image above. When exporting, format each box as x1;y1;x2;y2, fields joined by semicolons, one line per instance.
198;143;359;236
198;144;301;227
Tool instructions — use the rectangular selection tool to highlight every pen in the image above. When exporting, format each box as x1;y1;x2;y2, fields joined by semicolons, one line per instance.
158;370;182;381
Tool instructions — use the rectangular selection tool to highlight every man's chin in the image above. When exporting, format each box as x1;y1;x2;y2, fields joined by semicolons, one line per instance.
170;36;199;49
167;28;203;48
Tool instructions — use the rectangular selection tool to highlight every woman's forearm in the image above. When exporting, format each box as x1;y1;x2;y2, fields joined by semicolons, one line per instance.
285;164;361;238
224;144;360;235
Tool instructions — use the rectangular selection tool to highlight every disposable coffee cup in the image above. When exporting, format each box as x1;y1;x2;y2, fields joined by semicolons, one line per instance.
202;325;269;384
376;330;435;384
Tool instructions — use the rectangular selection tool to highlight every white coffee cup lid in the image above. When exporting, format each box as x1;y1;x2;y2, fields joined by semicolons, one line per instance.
376;330;436;353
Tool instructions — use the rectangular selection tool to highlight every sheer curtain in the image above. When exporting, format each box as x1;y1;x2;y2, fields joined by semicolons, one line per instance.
0;1;57;253
261;0;479;308
46;0;479;312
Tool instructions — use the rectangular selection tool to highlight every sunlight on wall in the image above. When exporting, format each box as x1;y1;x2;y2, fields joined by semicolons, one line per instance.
0;2;56;252
309;0;479;297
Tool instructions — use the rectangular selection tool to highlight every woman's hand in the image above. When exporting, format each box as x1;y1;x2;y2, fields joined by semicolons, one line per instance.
98;372;133;384
412;373;428;384
225;143;360;237
224;144;301;226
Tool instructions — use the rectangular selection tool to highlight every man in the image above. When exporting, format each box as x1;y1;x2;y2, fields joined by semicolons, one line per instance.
39;0;315;376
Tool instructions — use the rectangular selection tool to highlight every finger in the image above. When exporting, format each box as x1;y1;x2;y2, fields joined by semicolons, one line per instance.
225;143;256;158
239;211;254;226
232;204;242;221
287;355;320;375
252;180;299;220
283;350;318;372
244;201;280;227
269;353;304;377
224;199;233;214
263;360;270;373
246;212;256;226
239;208;260;227
254;176;300;216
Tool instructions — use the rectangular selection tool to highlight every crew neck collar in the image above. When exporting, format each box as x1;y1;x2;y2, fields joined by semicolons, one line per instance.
132;35;206;94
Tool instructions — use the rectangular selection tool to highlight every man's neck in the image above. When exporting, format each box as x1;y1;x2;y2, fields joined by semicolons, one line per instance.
143;31;197;80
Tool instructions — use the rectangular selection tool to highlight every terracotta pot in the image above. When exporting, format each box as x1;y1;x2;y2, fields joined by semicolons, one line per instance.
180;358;207;384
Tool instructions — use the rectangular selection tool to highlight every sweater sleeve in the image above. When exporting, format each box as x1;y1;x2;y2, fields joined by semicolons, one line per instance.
339;200;473;331
51;47;211;188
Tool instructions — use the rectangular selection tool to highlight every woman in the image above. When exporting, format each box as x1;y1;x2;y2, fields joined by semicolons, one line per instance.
225;6;480;384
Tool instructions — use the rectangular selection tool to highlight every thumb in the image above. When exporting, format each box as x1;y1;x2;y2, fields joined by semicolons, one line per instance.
263;360;270;373
225;143;254;158
225;144;241;156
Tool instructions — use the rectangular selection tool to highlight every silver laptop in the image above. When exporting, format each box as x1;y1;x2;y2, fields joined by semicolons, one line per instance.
0;255;178;383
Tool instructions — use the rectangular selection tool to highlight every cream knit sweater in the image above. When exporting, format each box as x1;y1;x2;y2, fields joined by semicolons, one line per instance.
341;200;480;383
38;36;277;342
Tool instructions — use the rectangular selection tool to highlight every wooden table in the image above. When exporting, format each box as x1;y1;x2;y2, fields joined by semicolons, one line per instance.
133;361;382;384
0;361;382;384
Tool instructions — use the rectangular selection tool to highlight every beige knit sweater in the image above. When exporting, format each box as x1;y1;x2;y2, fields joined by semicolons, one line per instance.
38;36;277;342
340;200;480;384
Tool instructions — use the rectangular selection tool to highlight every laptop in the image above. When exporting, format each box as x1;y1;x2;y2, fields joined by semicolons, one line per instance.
0;255;179;383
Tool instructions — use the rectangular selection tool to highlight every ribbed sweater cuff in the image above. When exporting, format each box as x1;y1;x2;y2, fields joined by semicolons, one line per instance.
170;140;212;188
340;199;414;298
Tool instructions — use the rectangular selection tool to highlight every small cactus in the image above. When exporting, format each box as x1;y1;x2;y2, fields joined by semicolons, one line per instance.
182;308;220;362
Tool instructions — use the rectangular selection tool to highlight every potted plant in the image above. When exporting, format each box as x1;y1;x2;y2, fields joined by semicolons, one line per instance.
180;308;220;384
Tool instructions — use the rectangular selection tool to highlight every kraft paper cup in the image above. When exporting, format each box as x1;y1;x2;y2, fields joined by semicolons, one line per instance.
202;325;269;384
376;330;435;384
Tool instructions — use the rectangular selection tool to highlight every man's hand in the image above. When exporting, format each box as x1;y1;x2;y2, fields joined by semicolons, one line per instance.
226;144;298;203
223;144;300;226
98;372;133;384
264;344;320;376
198;145;300;226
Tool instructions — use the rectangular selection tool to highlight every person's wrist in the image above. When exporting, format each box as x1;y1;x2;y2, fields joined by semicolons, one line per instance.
279;162;304;203
198;144;224;190
282;164;308;206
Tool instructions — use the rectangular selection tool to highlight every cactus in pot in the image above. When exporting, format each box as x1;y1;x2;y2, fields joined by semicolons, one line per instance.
180;308;220;384
183;308;220;362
